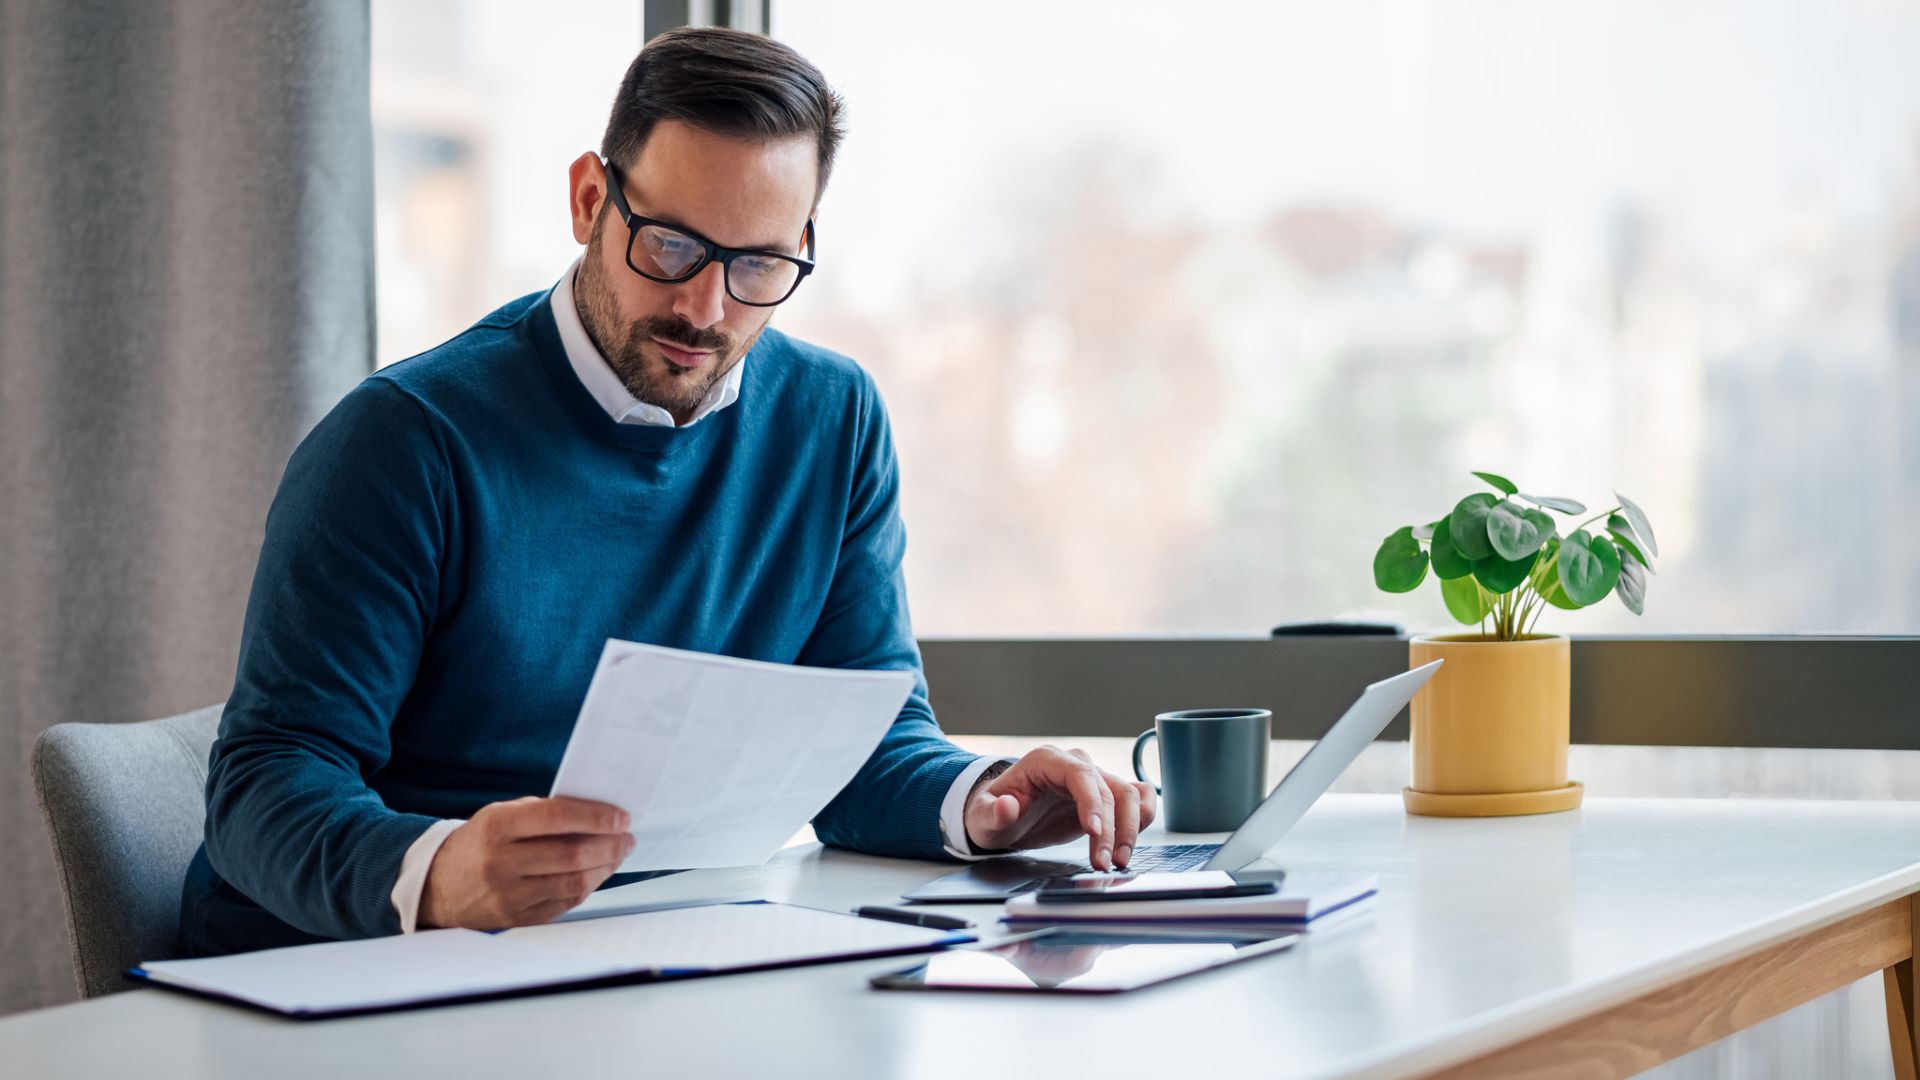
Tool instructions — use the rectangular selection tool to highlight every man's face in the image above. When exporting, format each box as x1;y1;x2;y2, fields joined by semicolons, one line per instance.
569;120;818;421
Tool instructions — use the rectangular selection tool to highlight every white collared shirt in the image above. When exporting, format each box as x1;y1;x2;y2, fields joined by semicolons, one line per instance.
549;257;744;428
387;264;1004;932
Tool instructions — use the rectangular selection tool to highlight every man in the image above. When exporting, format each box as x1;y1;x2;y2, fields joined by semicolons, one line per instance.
180;26;1154;955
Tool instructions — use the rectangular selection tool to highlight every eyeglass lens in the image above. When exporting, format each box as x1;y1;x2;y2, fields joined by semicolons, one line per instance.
632;224;802;305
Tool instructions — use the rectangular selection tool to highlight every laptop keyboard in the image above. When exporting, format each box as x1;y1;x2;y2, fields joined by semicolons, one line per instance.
900;841;1229;901
1058;842;1218;877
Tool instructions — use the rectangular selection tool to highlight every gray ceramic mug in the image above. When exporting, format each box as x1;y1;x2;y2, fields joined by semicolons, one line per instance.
1133;708;1272;833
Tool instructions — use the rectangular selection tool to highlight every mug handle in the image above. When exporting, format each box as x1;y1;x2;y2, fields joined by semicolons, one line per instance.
1132;729;1161;794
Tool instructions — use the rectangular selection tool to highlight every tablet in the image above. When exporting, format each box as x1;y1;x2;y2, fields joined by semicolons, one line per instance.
868;928;1298;994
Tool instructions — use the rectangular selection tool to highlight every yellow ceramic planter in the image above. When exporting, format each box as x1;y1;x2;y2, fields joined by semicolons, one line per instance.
1403;633;1584;816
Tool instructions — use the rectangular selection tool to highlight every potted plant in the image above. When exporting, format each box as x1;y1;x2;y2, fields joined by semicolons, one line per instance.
1372;472;1658;816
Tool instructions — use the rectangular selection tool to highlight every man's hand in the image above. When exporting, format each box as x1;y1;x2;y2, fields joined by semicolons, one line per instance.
962;747;1157;870
419;796;635;930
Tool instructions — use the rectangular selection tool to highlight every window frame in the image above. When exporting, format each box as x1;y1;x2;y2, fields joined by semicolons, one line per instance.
919;636;1920;748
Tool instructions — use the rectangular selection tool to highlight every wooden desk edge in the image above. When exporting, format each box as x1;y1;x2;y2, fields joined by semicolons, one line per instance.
1417;890;1920;1080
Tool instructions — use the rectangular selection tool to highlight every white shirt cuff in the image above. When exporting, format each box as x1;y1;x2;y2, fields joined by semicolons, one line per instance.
937;756;1019;860
390;818;465;934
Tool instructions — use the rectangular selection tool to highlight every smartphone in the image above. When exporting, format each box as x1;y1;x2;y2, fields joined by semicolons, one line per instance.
1032;870;1282;903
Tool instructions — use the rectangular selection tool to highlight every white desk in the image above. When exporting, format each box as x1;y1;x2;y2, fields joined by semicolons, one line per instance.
6;794;1920;1079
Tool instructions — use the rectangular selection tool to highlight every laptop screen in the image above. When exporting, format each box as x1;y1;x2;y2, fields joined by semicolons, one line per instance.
1201;660;1441;871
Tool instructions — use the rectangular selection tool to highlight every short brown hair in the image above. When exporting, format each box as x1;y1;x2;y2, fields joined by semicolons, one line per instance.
600;26;845;200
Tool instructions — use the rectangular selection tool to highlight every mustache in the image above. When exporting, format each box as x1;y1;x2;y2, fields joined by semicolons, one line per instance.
636;316;731;354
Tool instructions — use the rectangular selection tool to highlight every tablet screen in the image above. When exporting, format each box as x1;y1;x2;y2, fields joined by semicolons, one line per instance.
869;929;1297;993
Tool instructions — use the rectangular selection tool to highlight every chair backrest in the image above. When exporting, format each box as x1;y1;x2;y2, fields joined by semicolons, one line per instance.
31;704;223;998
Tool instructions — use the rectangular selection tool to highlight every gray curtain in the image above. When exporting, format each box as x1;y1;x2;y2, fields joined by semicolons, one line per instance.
0;0;373;1013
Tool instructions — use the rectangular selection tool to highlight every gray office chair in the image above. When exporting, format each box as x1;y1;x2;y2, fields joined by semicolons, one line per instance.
31;704;223;998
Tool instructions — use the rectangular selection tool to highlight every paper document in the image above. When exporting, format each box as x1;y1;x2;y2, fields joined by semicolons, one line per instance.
550;640;915;872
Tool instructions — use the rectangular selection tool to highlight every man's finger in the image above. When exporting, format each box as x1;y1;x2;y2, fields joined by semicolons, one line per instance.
494;796;630;840
1054;758;1115;869
989;792;1022;830
512;832;635;875
1110;776;1142;868
1134;780;1158;830
512;898;578;926
512;861;623;917
964;790;1025;850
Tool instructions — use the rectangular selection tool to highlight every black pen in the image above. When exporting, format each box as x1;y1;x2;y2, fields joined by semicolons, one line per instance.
852;905;975;931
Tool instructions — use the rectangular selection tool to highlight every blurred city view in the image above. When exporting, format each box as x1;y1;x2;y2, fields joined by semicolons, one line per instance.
373;0;1920;637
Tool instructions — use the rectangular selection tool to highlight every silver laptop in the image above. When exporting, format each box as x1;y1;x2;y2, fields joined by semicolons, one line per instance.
900;660;1443;902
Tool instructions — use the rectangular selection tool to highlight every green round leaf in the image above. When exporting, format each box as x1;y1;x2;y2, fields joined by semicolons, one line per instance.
1486;500;1554;561
1615;492;1659;557
1441;573;1489;624
1520;493;1587;514
1541;571;1582;610
1559;530;1622;606
1530;539;1581;610
1615;550;1648;615
1525;508;1557;540
1472;549;1538;595
1592;533;1623;583
1373;526;1430;593
1448;492;1498;561
1472;471;1518;496
1609;528;1654;574
1528;536;1557;583
1429;516;1474;579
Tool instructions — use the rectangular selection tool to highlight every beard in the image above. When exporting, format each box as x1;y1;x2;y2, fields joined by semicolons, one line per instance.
572;231;762;418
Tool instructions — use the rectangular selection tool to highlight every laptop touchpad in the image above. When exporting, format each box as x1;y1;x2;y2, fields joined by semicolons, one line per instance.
902;856;1087;902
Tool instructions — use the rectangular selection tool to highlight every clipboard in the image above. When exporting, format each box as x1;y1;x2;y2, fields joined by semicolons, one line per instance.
130;900;973;1019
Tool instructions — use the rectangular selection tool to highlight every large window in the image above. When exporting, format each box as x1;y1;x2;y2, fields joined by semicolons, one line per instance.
772;1;1920;636
375;2;1920;636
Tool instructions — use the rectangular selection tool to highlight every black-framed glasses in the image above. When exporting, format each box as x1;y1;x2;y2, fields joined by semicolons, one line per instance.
600;157;816;307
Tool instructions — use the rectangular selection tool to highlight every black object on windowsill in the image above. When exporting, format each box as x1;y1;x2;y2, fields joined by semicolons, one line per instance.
1270;620;1406;637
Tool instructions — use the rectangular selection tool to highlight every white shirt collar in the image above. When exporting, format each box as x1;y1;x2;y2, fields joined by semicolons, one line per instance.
549;257;744;428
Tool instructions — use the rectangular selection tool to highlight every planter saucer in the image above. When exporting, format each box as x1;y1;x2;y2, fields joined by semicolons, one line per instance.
1402;780;1585;818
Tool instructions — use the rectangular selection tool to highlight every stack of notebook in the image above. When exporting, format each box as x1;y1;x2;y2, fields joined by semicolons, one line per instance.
1002;871;1377;931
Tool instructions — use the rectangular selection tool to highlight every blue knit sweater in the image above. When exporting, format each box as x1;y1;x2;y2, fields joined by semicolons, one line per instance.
183;291;977;948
